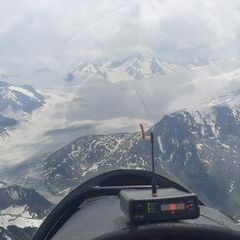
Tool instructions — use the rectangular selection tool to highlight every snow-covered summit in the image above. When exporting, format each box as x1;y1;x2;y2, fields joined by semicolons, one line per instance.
67;52;185;83
0;81;44;113
0;81;45;136
0;185;53;240
107;52;183;80
73;61;100;75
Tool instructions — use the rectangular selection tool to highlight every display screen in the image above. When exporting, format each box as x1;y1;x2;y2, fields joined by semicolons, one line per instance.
146;202;161;213
145;202;186;214
161;203;185;211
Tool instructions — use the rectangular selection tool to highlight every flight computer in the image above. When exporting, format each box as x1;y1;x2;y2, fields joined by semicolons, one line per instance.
120;127;200;224
120;188;200;223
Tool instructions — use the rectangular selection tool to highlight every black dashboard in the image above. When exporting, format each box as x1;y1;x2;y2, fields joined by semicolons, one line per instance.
31;169;240;240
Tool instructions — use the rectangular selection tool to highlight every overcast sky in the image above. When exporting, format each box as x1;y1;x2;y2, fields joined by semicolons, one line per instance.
1;0;240;78
2;0;240;166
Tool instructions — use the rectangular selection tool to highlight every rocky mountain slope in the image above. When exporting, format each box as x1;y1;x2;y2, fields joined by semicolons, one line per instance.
66;53;240;86
0;225;36;240
0;184;53;240
68;52;185;83
2;90;240;240
0;81;45;136
2;91;240;219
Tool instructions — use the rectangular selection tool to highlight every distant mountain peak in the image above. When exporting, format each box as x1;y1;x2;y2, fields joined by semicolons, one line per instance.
0;81;45;137
67;53;184;83
73;61;99;74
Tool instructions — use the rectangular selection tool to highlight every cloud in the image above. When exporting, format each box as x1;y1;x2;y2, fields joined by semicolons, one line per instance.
2;0;240;166
0;85;154;166
62;0;240;63
1;0;240;74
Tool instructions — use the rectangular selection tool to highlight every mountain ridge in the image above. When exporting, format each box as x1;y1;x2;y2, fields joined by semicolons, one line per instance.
2;90;240;218
68;52;186;83
1;89;240;240
0;185;54;240
0;81;45;137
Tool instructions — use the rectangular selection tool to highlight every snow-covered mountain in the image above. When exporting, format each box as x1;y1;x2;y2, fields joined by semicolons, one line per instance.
68;52;185;83
0;81;45;136
0;114;18;138
0;185;53;240
2;90;240;216
73;62;101;75
3;90;240;239
37;91;240;219
0;226;36;240
0;133;139;197
66;53;240;89
103;52;184;82
0;81;44;114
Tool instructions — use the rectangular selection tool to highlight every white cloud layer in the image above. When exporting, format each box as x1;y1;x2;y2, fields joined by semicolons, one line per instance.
1;0;240;166
1;0;240;78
